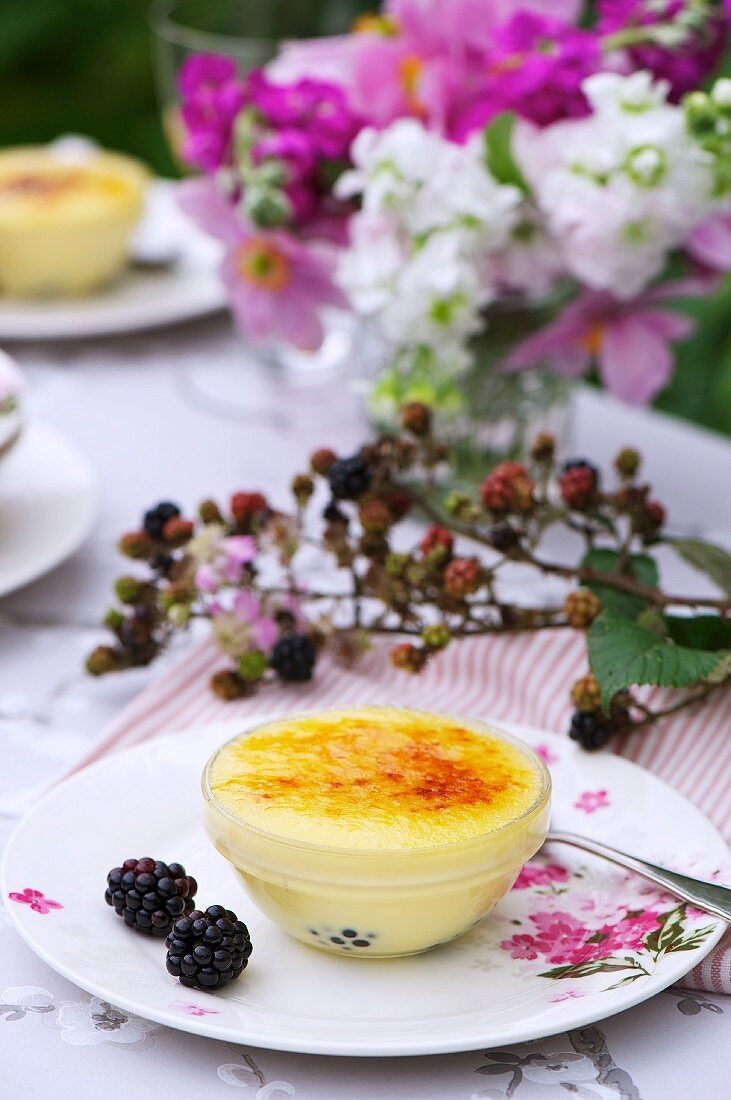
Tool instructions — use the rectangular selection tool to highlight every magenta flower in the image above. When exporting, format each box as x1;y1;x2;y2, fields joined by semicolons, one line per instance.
178;178;346;349
573;789;611;814
9;888;63;914
513;862;571;890
504;283;696;405
597;910;662;951
178;54;246;171
598;1;729;101
453;12;601;138
170;1002;219;1017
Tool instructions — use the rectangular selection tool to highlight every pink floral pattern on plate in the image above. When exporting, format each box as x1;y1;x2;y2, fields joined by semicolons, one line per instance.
170;1001;219;1017
8;888;62;915
503;854;717;990
573;789;610;813
534;742;558;766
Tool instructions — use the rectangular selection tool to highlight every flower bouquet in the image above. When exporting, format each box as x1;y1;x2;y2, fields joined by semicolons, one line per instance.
176;0;731;459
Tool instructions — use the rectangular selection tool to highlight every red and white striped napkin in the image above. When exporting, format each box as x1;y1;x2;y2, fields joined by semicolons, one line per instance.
73;630;731;995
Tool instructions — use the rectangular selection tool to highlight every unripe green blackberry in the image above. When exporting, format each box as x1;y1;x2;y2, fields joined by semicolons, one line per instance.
564;589;602;629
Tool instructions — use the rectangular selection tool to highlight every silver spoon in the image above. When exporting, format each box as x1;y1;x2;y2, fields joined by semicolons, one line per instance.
546;831;731;923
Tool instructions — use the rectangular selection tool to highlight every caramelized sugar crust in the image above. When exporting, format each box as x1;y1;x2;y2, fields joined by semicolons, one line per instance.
209;709;543;849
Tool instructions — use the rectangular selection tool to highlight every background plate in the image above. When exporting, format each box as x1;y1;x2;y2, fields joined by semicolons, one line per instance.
0;181;226;341
2;716;728;1057
0;421;98;597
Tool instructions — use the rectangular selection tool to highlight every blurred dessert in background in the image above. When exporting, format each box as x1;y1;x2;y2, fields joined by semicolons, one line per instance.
0;140;148;296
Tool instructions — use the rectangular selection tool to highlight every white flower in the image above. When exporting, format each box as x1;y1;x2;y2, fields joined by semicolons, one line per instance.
52;995;161;1046
484;212;565;299
379;233;489;356
516;71;724;298
337;213;404;315
340;120;520;246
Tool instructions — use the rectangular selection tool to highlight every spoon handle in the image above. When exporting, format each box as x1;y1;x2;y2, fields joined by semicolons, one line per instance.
546;830;731;923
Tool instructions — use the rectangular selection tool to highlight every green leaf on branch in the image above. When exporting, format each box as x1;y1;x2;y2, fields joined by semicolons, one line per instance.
581;548;659;619
670;538;731;596
484;112;531;195
588;608;731;710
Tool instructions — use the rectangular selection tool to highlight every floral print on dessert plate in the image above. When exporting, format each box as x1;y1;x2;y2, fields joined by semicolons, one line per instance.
2;716;728;1057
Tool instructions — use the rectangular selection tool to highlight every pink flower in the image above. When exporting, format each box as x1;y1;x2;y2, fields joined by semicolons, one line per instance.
597;910;662;951
504;284;696;405
231;590;278;649
453;12;601;138
9;888;62;914
598;1;728;101
178;178;346;349
178;54;246;171
500;932;541;959
573;789;611;814
688;215;731;272
195;535;256;593
534;742;558;765
171;1001;219;1017
548;989;586;1003
513;862;571;890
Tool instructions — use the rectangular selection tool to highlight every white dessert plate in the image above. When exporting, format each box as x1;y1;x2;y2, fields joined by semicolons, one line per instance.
0;181;226;341
2;716;728;1057
0;420;98;596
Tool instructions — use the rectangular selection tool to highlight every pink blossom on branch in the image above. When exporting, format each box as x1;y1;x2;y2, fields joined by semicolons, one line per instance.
178;178;346;350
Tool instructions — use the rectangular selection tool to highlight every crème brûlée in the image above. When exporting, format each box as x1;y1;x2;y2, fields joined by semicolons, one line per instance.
0;146;148;296
208;708;543;850
204;708;551;957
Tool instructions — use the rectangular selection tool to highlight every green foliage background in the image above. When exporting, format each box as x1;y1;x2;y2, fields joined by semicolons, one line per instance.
2;0;731;435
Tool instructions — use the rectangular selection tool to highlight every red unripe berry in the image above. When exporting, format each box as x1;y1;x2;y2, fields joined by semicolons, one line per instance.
162;517;194;546
310;448;337;476
480;462;535;515
421;525;454;559
230;491;268;528
559;464;597;510
390;643;427;673
443;557;482;598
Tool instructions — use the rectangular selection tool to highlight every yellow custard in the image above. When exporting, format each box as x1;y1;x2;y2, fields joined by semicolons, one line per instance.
204;708;551;957
209;708;542;849
0;146;147;296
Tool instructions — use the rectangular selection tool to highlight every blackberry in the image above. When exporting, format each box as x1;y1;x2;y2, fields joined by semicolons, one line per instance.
270;634;316;682
568;710;611;751
327;455;371;501
105;857;197;936
323;500;348;525
166;905;252;991
143;501;181;539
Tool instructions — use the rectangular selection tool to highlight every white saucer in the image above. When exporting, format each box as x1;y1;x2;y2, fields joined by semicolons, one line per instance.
0;181;226;341
0;421;98;596
3;716;727;1056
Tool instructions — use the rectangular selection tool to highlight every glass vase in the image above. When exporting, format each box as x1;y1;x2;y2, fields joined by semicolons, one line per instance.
360;298;572;492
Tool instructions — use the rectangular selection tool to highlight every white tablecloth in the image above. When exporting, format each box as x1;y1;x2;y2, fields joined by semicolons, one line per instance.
1;314;728;1098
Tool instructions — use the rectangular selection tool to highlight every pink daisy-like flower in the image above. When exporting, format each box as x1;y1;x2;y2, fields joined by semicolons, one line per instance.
178;178;346;350
9;888;63;914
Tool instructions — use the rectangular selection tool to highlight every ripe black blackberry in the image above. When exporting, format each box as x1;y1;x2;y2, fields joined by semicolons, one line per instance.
143;501;181;539
105;858;197;936
166;905;252;991
270;634;316;682
327;455;371;501
568;710;611;751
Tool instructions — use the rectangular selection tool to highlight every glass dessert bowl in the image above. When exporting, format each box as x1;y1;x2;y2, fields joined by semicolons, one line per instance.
203;707;550;958
0;143;148;297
